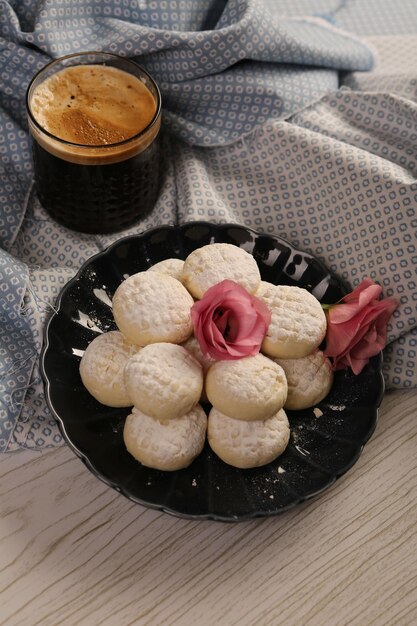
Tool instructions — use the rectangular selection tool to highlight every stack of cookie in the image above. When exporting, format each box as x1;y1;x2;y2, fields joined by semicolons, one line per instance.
79;242;334;471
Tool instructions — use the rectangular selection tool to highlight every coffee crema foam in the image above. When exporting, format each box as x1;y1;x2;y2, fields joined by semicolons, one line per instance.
29;65;159;164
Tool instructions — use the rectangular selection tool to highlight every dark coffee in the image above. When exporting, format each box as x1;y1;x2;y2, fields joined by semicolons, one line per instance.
26;54;161;234
31;135;160;234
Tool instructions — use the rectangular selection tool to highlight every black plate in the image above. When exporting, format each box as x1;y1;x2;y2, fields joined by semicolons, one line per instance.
41;222;384;521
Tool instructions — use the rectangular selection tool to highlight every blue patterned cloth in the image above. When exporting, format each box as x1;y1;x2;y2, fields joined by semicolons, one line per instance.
1;0;416;451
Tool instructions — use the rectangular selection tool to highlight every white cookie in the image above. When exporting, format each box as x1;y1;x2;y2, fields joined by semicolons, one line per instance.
274;350;334;410
182;335;215;402
147;258;185;283
181;335;215;374
124;404;207;471
205;353;288;421
79;331;140;407
112;271;194;346
257;283;326;358
182;243;261;299
208;407;290;469
124;342;204;421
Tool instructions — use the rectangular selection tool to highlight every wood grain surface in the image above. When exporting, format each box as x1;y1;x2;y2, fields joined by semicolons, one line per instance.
1;389;416;626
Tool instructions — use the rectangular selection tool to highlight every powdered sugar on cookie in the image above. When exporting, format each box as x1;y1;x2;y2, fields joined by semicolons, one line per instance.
80;242;333;471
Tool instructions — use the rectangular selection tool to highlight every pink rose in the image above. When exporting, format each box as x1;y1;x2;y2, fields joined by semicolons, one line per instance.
191;280;271;360
323;278;397;375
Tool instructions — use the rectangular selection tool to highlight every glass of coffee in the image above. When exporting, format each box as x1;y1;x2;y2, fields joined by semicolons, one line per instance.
26;52;161;234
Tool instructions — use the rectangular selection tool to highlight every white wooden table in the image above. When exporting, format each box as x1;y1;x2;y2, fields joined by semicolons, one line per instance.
1;389;416;626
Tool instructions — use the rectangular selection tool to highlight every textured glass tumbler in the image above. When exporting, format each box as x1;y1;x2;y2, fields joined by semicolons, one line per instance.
26;52;162;234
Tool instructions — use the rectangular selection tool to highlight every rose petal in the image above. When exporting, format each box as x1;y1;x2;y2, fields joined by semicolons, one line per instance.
213;308;231;336
325;294;395;357
211;327;230;351
233;308;258;340
341;278;382;304
342;277;379;300
334;352;369;375
252;297;272;326
325;312;367;356
191;279;271;361
323;278;398;373
349;302;396;360
328;281;382;324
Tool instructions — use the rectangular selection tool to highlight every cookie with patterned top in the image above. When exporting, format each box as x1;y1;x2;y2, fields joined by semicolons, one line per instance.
208;407;290;469
112;271;194;346
205;353;287;421
182;243;261;299
181;334;215;402
147;258;185;283
124;342;203;421
256;282;326;359
124;404;207;471
274;350;333;410
79;330;140;407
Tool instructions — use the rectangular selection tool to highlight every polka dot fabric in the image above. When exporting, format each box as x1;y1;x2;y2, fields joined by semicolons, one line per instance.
2;0;373;146
0;249;36;451
264;0;417;36
0;0;415;450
